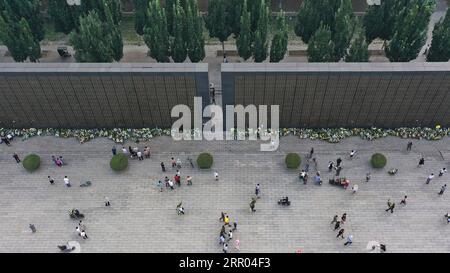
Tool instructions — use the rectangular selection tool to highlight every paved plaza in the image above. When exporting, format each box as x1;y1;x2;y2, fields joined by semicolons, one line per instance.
0;135;450;253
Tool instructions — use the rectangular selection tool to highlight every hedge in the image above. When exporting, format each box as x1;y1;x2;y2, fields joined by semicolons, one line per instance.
197;153;213;169
371;153;387;169
23;154;41;172
285;153;301;169
110;154;128;172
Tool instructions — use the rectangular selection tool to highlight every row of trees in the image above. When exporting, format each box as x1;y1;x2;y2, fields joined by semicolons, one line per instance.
1;0;450;63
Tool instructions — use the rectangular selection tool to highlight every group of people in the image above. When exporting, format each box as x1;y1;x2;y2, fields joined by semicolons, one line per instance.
1;133;13;146
423;165;447;195
331;213;353;246
219;212;239;253
75;220;88;239
117;146;151;160
51;155;65;167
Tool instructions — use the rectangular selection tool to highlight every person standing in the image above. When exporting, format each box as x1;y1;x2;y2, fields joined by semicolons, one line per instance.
122;147;128;155
186;176;192;186
304;159;310;173
228;230;233;242
439;168;447;177
64;176;71;187
171;158;176;168
334;221;341;230
328;161;334;172
105;196;110;206
418;157;425;167
385;200;395;213
439;184;447;195
220;212;225;222
234;239;240;251
174;174;181;187
426;173;434;184
29;224;36;233
344;234;353;246
157;180;163;192
232;222;237;231
176;158;182;169
335;166;342;177
352;184;358;194
255;184;261;198
161;162;166;172
400;195;407;205
137;151;143;161
309;148;314;159
337;228;345;239
168;179;174;190
144;147;151;158
341;213;347;224
350;150;356;159
366;173;371;182
13;153;20;163
336;158;342;167
48;176;55;185
407;142;413;151
112;146;117;155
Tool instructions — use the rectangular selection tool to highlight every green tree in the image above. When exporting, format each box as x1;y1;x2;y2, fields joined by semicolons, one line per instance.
385;0;436;62
133;0;148;35
295;0;338;44
332;0;354;61
144;0;170;62
171;0;187;62
345;22;369;62
81;0;122;25
427;9;450;62
186;0;205;62
48;0;82;34
0;16;41;62
307;24;335;62
1;0;44;41
253;29;267;62
270;11;288;62
227;0;244;37
206;0;231;53
236;0;253;61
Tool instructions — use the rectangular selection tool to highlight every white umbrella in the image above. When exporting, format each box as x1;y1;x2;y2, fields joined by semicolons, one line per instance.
366;241;381;253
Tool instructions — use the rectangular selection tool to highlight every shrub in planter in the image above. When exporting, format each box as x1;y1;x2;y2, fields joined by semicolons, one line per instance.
197;153;213;169
371;153;387;169
23;154;41;172
110;154;128;171
285;153;301;169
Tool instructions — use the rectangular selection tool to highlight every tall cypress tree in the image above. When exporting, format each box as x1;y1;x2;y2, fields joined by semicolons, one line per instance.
144;0;170;62
0;16;41;62
332;0;354;61
307;24;335;62
253;29;267;62
48;0;81;34
427;9;450;62
385;0;436;62
270;11;288;63
1;0;44;41
171;0;187;62
345;21;369;62
133;0;148;35
236;0;252;61
186;0;205;63
206;0;231;53
227;0;244;37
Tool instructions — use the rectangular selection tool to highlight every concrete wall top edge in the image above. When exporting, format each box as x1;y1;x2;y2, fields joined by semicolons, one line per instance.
0;63;209;73
221;63;450;73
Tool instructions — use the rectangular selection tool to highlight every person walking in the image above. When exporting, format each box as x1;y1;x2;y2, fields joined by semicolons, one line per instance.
220;212;225;222
171;157;176;168
426;173;435;184
344;234;353;246
385;200;395;213
214;171;219;181
352;184;358;194
328;161;334;172
331;215;338;225
439;184;447;195
336;157;342;167
144;147;151;158
234;239;240;251
400;195;407;205
304;159;310;173
157;180;163;192
168;179;174;190
232;222;237;231
224;215;231;227
312;158;318;171
350;150;356;159
228;230;233;242
407;142;413;151
48;176;55;185
64;176;71;187
1;136;11;146
250;197;256;212
223;243;228;253
337;228;345;239
80;230;88;239
137;151;143;161
418;157;425;167
335;166;342;177
104;196;110;206
13;153;20;163
112;146;117;155
161;162;166;172
76;226;81;236
29;224;36;233
439;168;447;177
174;174;181;187
255;184;261;198
186;176;192;186
341;213;347;224
366;173;371;182
219;234;225;245
334;221;341;230
314;172;322;185
309;148;314;159
176;158;182;169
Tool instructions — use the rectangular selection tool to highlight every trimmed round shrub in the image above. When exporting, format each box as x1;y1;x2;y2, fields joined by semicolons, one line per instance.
285;153;301;169
23;154;41;172
197;153;213;169
110;154;128;172
371;153;387;169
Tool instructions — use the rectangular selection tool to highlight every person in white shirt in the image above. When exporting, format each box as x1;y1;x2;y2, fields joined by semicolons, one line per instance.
352;184;358;194
350;150;356;159
64;176;71;187
186;176;192;186
122;147;127;154
214;172;219;181
439;168;447;177
168;179;174;190
137;151;143;161
426;173;434;184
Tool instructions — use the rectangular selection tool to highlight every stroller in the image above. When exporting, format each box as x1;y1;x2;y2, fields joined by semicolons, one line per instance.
69;209;84;219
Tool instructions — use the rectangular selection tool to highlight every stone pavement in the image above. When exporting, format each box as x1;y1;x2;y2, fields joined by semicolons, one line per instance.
0;135;450;253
